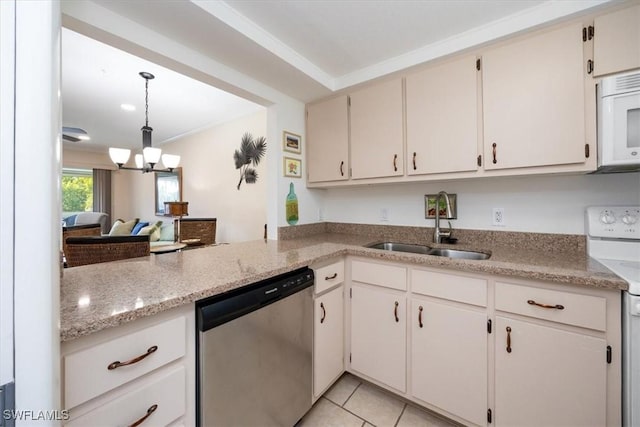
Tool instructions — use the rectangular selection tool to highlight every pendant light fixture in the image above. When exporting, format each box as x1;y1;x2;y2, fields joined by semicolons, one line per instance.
109;72;180;173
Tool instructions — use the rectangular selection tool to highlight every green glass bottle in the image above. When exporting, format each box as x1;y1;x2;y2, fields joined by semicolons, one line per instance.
286;182;299;225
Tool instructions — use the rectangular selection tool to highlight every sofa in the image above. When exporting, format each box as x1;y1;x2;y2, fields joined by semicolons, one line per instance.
107;217;217;248
63;212;109;233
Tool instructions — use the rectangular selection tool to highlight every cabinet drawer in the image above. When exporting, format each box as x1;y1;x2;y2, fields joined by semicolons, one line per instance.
64;316;186;409
351;260;407;291
412;269;487;307
315;260;345;294
495;282;606;331
66;366;185;427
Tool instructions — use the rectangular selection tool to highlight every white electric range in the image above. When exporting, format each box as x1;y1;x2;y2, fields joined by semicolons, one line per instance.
586;206;640;426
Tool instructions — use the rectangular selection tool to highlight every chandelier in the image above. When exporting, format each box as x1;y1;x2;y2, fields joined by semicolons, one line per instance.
109;72;180;173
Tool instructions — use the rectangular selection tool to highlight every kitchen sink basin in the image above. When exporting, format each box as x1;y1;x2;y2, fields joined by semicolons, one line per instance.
366;242;432;254
425;248;491;260
366;242;490;260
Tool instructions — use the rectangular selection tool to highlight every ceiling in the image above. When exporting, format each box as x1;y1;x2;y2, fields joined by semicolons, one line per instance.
61;28;264;152
63;0;612;152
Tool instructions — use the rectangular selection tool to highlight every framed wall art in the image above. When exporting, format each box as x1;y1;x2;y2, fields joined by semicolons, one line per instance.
283;131;301;154
425;193;457;219
283;157;302;178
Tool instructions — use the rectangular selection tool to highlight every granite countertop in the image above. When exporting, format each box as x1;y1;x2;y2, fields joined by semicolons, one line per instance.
60;232;627;342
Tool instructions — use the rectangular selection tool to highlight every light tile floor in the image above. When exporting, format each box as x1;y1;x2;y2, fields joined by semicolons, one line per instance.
299;373;460;427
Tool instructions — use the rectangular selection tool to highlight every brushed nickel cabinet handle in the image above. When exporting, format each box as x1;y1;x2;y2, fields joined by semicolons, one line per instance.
340;161;344;176
418;305;423;328
492;143;497;164
108;345;158;370
506;326;512;353
320;302;326;324
527;299;564;310
412;152;417;170
393;154;398;172
325;273;338;280
128;404;158;427
394;301;399;322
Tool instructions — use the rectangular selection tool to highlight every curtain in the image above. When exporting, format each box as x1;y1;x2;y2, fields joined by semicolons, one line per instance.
92;168;112;233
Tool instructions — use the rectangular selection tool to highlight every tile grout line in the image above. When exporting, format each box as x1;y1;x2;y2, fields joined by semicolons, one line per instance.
394;403;408;427
342;380;363;408
322;396;369;426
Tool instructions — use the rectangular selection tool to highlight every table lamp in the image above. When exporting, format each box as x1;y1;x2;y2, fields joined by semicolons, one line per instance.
164;201;189;243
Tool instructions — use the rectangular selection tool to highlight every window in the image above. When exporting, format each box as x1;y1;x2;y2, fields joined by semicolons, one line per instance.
62;168;93;215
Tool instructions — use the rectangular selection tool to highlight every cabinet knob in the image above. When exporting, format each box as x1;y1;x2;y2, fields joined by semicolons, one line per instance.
394;301;399;322
393;154;398;172
325;273;338;280
320;302;326;324
340;161;344;176
418;305;423;328
492;143;497;164
506;326;512;353
412;152;417;170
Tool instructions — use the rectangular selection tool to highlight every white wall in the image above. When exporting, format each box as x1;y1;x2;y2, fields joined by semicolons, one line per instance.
266;101;325;238
323;173;640;235
12;0;61;422
168;110;268;242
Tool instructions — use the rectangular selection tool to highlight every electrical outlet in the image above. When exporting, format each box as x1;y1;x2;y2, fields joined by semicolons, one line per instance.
492;208;505;226
380;208;390;222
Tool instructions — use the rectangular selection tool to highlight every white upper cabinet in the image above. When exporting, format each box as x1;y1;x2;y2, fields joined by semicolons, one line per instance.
406;55;479;175
306;95;349;183
482;23;587;170
350;79;404;179
593;4;640;77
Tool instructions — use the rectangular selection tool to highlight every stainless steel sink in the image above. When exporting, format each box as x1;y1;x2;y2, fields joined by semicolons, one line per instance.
366;242;432;254
366;242;490;260
425;248;490;260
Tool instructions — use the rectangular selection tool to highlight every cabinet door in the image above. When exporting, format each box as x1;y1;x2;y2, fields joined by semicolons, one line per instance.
411;299;487;426
314;286;344;398
350;79;404;179
307;96;349;182
594;5;640;76
406;56;478;175
495;317;606;427
350;284;406;392
482;23;586;170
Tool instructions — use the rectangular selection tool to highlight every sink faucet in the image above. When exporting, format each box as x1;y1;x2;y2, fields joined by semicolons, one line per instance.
433;191;453;244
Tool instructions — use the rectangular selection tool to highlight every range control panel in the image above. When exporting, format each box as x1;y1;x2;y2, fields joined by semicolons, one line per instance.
586;206;640;239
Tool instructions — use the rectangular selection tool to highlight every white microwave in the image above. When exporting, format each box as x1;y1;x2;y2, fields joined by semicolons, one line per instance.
596;70;640;173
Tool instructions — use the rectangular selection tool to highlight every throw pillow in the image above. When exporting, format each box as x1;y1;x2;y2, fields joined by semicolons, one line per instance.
131;221;149;235
159;224;174;241
109;219;124;235
109;218;139;236
137;221;163;242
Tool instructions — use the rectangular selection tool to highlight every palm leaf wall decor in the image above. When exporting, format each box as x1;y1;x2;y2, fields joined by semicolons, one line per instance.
234;132;266;190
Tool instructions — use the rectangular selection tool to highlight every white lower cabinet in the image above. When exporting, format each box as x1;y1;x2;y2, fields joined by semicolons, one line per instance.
411;298;487;426
62;304;195;427
351;283;406;392
494;316;607;426
66;366;186;427
346;257;620;427
314;285;344;398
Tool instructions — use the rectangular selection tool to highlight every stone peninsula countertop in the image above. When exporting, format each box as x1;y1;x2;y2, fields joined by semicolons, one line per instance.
60;232;626;342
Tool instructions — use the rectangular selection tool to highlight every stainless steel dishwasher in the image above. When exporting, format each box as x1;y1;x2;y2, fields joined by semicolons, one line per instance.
196;267;314;427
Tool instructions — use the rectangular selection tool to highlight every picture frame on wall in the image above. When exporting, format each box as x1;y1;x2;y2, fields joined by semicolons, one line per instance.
425;193;457;219
283;131;302;154
283;157;302;178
